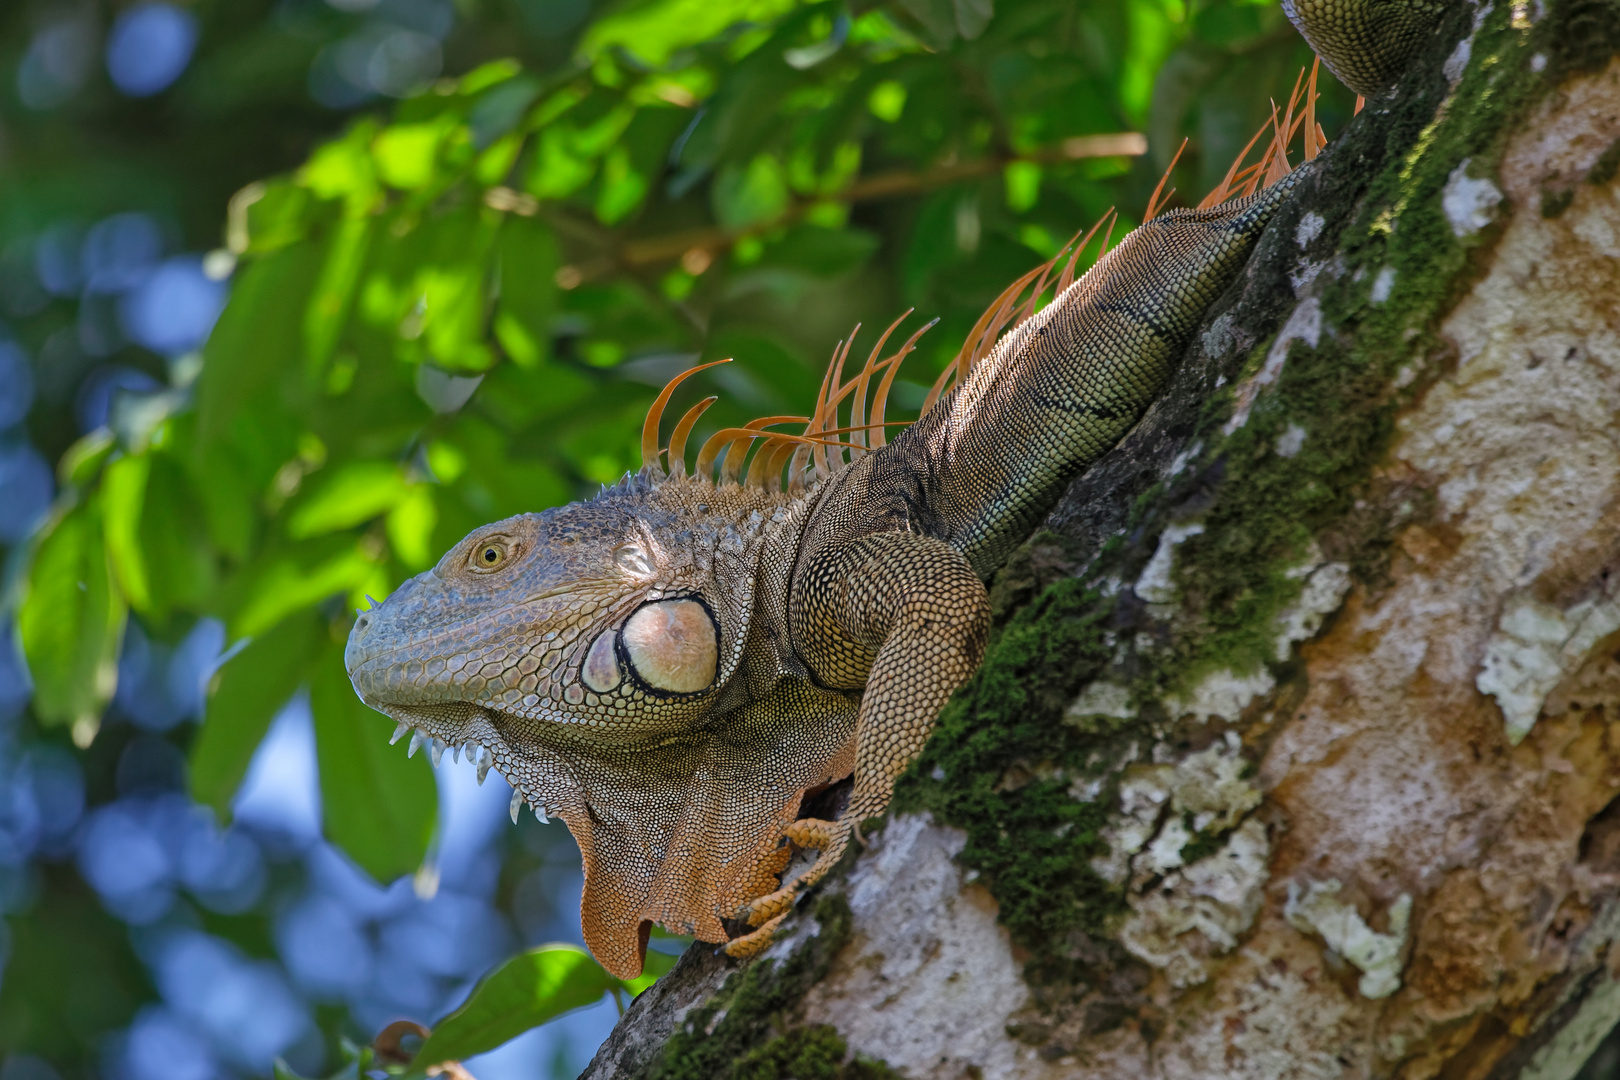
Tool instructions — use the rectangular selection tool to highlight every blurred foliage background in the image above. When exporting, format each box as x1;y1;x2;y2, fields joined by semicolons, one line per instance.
0;0;1361;1078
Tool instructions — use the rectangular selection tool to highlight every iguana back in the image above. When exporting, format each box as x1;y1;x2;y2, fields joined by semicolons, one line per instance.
806;188;1296;579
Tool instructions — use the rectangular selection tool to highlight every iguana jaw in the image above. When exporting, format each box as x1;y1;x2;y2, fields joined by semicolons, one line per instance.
364;697;580;823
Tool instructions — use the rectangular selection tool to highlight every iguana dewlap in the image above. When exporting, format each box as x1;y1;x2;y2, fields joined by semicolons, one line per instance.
345;3;1442;981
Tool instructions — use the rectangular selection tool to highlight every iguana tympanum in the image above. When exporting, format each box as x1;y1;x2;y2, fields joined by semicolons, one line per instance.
345;4;1443;980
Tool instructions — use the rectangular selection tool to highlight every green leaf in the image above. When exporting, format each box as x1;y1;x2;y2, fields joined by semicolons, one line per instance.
195;242;324;451
138;455;219;616
526;127;598;200
301;120;382;212
1004;160;1042;212
101;454;152;613
228;542;384;639
58;429;116;488
578;0;798;65
712;153;790;230
17;505;126;731
285;461;411;539
191;610;324;815
373;121;450;190
468;75;541;149
232;179;316;257
595;145;649;225
385;486;439;570
304;217;374;381
757;225;880;278
309;644;436;882
493;217;558;369
414;946;619;1068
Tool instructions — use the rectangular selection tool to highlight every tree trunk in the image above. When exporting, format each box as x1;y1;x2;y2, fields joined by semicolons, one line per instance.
584;3;1620;1076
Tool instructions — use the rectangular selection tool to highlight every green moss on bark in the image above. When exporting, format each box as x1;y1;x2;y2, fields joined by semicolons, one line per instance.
638;895;900;1080
1165;0;1619;692
894;0;1620;965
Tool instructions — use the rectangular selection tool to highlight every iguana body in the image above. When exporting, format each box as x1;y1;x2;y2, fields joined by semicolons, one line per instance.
345;2;1445;980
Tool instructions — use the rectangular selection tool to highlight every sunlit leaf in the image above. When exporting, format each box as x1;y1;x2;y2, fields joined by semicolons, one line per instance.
386;486;439;570
460;57;523;95
230;542;383;639
192;610;325;815
301;120;382;212
596;145;649;225
309;643;435;883
381;209;501;374
234;179;316;257
868;79;906;122
285;461;411;539
17;506;126;730
578;0;798;65
101;454;152;614
526;126;599;200
1004;160;1042;212
413;946;618;1067
373;121;449;190
304;218;373;380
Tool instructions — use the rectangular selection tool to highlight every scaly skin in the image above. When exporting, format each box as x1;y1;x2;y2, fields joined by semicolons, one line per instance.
1283;0;1453;97
345;3;1447;980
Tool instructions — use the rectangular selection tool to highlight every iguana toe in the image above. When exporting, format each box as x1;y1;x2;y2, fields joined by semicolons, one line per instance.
723;913;789;959
740;885;798;927
785;817;837;849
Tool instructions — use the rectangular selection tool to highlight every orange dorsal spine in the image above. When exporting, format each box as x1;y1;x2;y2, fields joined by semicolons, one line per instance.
638;63;1329;495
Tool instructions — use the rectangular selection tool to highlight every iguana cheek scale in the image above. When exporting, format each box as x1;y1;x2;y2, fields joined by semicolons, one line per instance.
345;3;1446;981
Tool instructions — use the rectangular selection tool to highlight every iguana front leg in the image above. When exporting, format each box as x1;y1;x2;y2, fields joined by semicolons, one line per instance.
725;532;989;950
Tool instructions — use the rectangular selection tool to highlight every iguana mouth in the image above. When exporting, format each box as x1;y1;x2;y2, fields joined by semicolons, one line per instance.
373;702;558;825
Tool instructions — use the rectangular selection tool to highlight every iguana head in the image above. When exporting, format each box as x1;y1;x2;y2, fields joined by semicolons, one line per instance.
344;475;774;757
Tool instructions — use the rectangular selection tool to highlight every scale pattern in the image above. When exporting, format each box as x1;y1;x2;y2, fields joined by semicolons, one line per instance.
1282;0;1452;96
344;0;1445;980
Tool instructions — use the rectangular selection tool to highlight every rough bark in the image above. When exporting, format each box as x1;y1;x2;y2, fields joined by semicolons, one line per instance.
584;2;1620;1076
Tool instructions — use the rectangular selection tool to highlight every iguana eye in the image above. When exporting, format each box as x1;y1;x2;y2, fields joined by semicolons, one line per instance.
622;599;717;694
613;544;654;577
469;537;513;573
581;629;622;692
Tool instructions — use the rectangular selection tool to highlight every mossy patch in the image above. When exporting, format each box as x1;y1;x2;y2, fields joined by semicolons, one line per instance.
894;0;1620;970
638;895;900;1080
733;1025;903;1080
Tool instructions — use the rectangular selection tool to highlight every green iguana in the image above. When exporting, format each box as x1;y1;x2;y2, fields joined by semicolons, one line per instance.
344;3;1446;980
